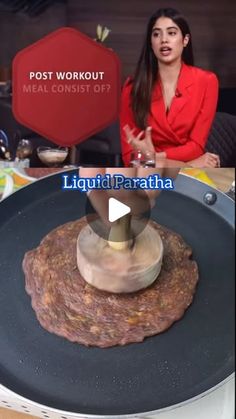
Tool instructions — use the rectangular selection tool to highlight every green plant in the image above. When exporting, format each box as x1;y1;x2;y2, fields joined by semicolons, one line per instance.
95;24;111;43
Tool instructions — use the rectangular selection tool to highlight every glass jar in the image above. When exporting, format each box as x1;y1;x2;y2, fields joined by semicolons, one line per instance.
129;150;156;168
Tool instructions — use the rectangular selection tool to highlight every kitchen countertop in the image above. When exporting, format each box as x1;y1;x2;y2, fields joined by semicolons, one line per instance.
0;167;234;419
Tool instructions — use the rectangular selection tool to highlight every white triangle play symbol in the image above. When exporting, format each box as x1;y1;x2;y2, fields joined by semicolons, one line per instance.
108;198;131;223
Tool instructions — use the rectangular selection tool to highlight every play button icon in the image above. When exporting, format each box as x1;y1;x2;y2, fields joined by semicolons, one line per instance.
108;198;131;223
85;188;151;243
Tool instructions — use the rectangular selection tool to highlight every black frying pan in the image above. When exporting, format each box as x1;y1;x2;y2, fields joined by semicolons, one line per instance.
0;172;234;417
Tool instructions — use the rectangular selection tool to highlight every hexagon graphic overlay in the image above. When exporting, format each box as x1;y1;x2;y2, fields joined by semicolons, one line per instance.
13;27;121;146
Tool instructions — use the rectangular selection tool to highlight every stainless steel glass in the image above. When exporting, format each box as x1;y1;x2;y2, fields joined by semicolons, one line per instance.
16;139;33;160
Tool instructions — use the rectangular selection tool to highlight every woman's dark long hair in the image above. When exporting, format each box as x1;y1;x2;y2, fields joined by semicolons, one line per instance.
131;8;194;129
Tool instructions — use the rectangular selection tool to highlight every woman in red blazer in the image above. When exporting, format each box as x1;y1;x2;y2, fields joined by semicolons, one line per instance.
120;8;220;168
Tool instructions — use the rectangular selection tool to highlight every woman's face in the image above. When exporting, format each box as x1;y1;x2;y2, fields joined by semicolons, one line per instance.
151;17;189;64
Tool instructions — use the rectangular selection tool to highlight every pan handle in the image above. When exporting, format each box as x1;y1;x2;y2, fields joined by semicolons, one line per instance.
225;181;235;201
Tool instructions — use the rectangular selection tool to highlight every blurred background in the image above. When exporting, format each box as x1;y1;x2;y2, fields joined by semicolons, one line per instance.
0;0;236;166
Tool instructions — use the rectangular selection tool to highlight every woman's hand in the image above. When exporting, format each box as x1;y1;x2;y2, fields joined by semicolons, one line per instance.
123;124;187;170
188;152;220;168
123;124;156;157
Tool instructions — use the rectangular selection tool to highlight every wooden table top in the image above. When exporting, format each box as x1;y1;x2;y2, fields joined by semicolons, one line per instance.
0;167;234;419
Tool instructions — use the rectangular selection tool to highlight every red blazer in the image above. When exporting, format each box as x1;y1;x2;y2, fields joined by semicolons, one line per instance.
120;63;219;166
